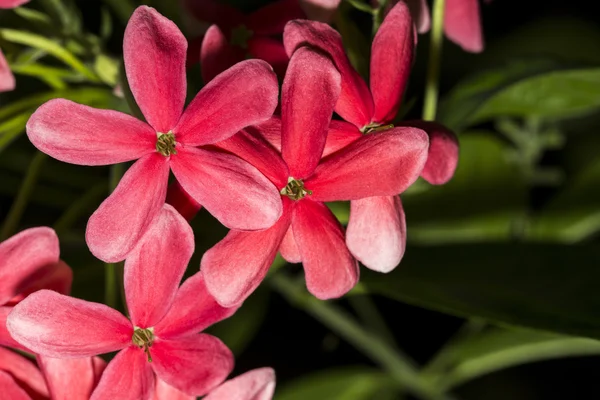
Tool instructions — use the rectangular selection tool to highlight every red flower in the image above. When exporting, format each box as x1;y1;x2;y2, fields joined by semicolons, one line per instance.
202;45;429;306
26;6;282;263
284;2;458;272
205;368;276;400
7;205;237;399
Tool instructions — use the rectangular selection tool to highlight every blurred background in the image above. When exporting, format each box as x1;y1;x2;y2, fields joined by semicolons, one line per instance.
2;0;600;398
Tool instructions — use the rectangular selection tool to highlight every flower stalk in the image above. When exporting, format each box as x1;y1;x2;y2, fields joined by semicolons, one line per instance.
422;0;446;121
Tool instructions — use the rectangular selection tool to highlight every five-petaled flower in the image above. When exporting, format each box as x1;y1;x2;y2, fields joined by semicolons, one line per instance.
7;205;237;400
26;6;282;263
201;44;429;307
283;2;459;272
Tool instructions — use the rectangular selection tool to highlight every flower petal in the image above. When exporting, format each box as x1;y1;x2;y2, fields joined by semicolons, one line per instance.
0;227;59;305
0;347;49;399
253;116;282;152
125;204;194;329
151;335;234;396
0;307;26;350
284;20;374;128
7;290;131;357
90;348;154;400
154;272;239;338
246;0;305;35
7;260;73;306
292;200;358;299
247;37;289;77
26;99;155;165
171;147;282;230
154;378;195;400
0;371;30;400
402;120;459;185
204;367;276;400
38;356;103;400
347;196;406;273
305;127;429;201
201;25;246;84
175;60;278;146
86;153;170;263
0;49;15;92
404;0;431;33
370;1;414;124
282;47;340;178
182;0;244;30
166;181;202;222
299;0;341;23
278;224;301;263
444;0;484;53
201;202;292;307
323;120;362;157
124;6;187;132
0;0;29;8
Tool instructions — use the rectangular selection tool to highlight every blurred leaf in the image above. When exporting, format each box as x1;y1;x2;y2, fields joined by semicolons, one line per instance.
0;113;33;151
335;3;371;79
94;54;119;86
328;201;350;225
275;367;398;400
360;243;600;340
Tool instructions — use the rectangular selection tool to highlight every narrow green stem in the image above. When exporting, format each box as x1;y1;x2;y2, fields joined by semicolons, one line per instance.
104;164;124;309
102;0;135;25
348;294;397;348
0;152;47;240
372;0;390;35
422;0;446;121
270;274;450;400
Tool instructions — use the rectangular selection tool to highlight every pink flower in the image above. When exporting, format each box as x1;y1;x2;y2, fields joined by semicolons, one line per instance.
205;368;276;400
26;6;282;263
0;227;72;351
202;45;429;306
0;0;29;7
284;2;458;272
7;205;238;400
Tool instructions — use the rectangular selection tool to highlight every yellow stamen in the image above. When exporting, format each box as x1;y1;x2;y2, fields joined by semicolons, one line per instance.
280;177;312;200
361;123;394;134
156;132;177;156
132;327;154;363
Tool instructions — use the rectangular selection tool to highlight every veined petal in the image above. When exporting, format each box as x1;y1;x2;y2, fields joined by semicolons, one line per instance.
347;196;406;273
91;348;154;400
201;25;246;84
0;347;49;399
26;99;155;165
166;181;202;222
0;227;59;305
171;147;282;230
323;120;362;157
299;0;341;23
305;127;429;201
201;202;292;307
175;60;278;146
204;367;276;400
0;49;15;92
292;200;358;299
444;0;484;53
284;20;374;128
154;379;195;400
38;356;105;400
0;307;26;350
151;335;233;397
154;272;239;338
282;47;340;178
371;1;414;124
125;204;194;329
0;371;30;400
124;6;187;132
247;37;289;78
7;290;132;358
86;153;170;263
246;0;305;35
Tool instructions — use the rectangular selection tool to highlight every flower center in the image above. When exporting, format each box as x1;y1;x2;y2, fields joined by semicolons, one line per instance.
361;122;394;134
132;327;154;362
280;177;312;201
230;25;253;49
156;132;177;156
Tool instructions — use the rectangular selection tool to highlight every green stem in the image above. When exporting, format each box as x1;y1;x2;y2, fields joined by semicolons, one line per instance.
422;0;446;121
270;274;449;400
102;0;135;25
348;294;397;348
0;152;47;240
104;164;124;309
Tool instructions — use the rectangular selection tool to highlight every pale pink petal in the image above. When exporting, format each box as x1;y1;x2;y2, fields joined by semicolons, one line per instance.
444;0;484;53
38;356;102;400
246;0;305;35
292;200;359;299
201;201;292;307
404;0;431;33
166;181;202;222
86;153;170;263
183;0;244;30
0;371;30;400
205;367;276;400
175;60;278;146
201;25;246;84
305;127;429;201
402;120;459;185
247;37;289;77
0;307;26;350
284;20;374;128
278;224;301;263
91;348;154;400
0;227;59;305
282;47;340;178
124;6;187;132
7;290;132;357
370;1;414;124
154;378;195;400
323;120;362;157
154;272;239;338
0;347;49;399
0;49;15;92
300;0;341;23
125;205;194;329
151;335;234;396
171;147;282;230
347;196;406;273
0;0;29;8
26;99;156;165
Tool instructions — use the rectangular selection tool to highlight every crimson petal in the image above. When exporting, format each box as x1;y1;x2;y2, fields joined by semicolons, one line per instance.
201;25;246;84
444;0;484;53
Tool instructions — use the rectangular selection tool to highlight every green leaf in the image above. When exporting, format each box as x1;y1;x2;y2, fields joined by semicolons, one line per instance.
94;54;119;86
360;243;600;340
275;367;398;400
0;113;33;151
